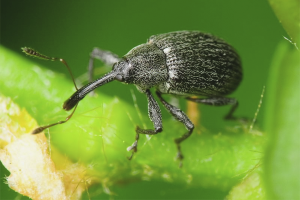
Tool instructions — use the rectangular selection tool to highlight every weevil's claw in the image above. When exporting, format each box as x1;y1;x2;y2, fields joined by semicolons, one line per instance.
175;151;184;168
127;141;138;160
127;152;134;160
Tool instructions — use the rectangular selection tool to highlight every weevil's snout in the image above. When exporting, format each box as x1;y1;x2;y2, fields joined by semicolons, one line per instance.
63;70;118;111
63;93;80;111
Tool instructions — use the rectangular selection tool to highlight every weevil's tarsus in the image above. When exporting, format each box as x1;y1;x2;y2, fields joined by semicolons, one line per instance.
127;89;163;160
32;104;78;134
22;47;78;90
127;133;139;160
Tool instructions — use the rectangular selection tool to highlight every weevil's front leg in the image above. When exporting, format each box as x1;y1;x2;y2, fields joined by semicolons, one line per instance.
89;47;121;83
156;91;194;167
186;97;238;120
127;89;163;160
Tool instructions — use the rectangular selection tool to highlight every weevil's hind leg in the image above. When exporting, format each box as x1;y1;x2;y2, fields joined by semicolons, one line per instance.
186;97;238;120
88;47;121;83
127;89;163;160
156;91;194;167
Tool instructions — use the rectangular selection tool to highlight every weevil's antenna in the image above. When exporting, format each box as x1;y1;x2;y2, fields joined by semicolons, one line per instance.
22;47;78;90
32;104;78;134
22;47;80;134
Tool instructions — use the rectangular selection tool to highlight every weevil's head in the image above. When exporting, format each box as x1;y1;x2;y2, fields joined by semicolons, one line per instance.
112;43;168;91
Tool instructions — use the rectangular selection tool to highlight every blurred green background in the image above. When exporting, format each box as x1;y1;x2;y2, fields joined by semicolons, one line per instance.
1;0;287;199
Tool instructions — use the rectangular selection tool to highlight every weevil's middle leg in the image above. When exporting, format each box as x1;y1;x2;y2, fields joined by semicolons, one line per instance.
156;91;194;167
127;89;163;160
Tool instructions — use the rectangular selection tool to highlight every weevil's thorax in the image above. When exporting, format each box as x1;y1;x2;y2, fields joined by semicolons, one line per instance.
121;43;168;92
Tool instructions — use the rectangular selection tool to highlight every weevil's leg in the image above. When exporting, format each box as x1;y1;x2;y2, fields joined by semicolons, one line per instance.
89;48;121;83
186;97;238;120
156;91;194;167
127;89;163;160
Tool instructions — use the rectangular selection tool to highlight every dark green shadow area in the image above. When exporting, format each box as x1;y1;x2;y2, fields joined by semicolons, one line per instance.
82;181;228;200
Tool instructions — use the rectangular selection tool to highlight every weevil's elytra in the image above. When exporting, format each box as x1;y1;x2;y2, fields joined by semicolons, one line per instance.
26;31;242;167
148;32;242;97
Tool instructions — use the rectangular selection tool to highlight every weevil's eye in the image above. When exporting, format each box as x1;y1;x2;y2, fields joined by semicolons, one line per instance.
115;74;123;82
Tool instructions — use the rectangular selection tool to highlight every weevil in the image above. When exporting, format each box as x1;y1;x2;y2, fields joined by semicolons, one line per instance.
23;31;242;167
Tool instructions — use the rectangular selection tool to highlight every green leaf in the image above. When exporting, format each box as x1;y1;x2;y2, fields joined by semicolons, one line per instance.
264;41;300;199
